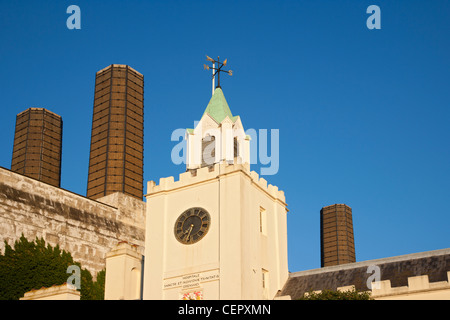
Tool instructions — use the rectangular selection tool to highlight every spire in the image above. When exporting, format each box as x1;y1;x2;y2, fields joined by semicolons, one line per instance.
186;85;250;171
202;87;237;124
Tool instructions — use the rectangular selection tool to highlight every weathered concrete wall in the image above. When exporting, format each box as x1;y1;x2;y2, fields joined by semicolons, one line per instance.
0;166;145;276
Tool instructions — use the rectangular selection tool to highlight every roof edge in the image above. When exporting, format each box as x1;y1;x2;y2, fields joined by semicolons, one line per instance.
290;248;450;278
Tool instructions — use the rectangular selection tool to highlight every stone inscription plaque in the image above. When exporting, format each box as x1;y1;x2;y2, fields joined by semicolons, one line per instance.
163;269;219;290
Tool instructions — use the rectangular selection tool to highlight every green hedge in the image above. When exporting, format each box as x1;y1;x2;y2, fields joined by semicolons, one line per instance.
0;235;104;300
299;288;373;300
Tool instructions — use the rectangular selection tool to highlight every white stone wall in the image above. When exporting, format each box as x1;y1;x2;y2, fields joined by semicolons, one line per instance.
142;162;288;300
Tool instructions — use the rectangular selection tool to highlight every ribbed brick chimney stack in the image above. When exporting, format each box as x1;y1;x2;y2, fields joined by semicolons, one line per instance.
11;108;63;187
320;204;356;267
86;64;144;200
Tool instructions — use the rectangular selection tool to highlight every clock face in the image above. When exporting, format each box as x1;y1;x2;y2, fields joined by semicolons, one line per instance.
174;207;211;245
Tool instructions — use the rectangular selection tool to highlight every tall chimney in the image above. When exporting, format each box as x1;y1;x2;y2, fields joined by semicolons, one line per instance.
86;64;144;200
11;108;63;187
320;204;356;267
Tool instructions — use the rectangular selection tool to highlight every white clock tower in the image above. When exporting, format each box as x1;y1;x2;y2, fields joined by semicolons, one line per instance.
141;87;288;300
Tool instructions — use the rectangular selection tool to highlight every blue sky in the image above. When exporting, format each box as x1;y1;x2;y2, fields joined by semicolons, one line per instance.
0;1;449;273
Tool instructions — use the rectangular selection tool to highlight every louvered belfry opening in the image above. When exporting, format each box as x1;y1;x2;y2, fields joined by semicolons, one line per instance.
86;64;144;200
11;108;63;187
201;135;216;167
320;204;356;267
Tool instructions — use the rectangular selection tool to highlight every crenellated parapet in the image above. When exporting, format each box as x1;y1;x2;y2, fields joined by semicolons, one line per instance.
369;272;450;299
278;248;450;300
294;272;450;300
146;161;286;204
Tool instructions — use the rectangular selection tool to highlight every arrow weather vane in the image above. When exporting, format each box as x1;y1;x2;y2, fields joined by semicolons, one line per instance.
204;55;233;95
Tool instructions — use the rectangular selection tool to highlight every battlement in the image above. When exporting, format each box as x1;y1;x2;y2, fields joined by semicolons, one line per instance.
302;272;450;300
146;161;286;204
369;272;450;299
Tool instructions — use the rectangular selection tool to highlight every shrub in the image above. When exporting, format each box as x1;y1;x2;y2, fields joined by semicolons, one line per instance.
0;235;104;300
299;288;373;300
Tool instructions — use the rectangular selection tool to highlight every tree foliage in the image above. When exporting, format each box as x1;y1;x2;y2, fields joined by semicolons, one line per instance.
299;288;373;300
0;235;104;300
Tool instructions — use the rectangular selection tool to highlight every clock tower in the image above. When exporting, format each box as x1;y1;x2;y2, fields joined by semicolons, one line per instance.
142;87;288;300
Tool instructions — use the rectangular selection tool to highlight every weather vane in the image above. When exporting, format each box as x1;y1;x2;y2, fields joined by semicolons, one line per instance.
204;55;233;95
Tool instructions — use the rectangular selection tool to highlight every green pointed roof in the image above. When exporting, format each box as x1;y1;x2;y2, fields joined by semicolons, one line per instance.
202;87;238;123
